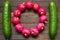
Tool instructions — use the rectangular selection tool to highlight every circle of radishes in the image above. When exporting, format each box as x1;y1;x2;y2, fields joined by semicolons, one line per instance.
12;2;47;37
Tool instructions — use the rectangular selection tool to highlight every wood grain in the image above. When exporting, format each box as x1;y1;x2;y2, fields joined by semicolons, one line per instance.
0;0;60;40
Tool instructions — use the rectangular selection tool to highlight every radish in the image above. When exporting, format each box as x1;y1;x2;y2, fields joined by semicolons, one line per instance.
25;1;33;8
22;28;30;36
33;3;40;11
36;23;45;31
30;28;39;36
38;8;46;15
18;3;25;11
13;10;21;17
15;24;23;32
40;15;47;23
12;17;20;24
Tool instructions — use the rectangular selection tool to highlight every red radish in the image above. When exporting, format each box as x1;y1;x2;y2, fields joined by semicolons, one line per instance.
30;28;39;36
13;10;21;17
40;15;47;23
12;17;20;24
38;8;46;15
15;24;23;32
22;28;30;36
18;3;25;11
36;23;45;31
25;1;33;8
33;3;40;11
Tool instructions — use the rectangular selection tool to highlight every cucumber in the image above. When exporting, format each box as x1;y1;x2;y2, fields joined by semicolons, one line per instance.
49;2;58;39
2;1;11;39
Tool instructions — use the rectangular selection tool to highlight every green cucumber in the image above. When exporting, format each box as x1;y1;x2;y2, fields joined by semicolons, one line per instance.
49;2;58;39
2;1;11;39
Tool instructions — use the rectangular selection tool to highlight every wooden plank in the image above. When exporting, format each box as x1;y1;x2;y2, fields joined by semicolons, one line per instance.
0;34;60;40
0;11;60;24
0;5;60;12
0;0;60;7
37;0;60;1
0;23;60;35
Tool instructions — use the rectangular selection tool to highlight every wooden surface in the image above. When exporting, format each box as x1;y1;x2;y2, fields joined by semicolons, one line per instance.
0;0;60;40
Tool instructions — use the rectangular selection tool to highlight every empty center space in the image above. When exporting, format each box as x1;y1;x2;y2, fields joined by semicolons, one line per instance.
21;10;39;29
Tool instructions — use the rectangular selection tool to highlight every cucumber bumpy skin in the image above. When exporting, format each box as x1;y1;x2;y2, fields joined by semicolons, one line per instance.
49;2;58;39
2;1;11;39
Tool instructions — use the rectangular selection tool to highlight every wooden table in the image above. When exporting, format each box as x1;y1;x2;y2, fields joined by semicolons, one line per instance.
0;0;60;40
